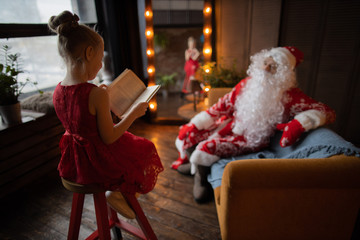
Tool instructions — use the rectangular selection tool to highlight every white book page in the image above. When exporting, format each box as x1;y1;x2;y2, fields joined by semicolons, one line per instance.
107;69;146;116
122;85;160;116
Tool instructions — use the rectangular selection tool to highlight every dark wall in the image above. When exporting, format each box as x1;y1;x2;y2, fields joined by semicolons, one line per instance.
95;0;144;80
279;0;360;144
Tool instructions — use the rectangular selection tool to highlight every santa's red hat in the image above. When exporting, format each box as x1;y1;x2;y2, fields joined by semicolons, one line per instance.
268;46;304;69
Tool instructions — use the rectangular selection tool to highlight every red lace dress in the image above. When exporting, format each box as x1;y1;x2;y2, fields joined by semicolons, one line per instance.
53;82;163;194
182;56;199;93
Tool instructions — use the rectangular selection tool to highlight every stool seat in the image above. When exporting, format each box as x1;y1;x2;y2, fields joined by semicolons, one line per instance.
106;191;136;219
61;178;135;219
61;178;104;194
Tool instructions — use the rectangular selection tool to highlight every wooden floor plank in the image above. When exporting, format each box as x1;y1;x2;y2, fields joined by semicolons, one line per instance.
0;120;221;239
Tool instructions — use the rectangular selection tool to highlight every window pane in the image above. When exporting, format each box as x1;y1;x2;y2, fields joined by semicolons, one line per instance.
0;0;97;24
0;36;65;94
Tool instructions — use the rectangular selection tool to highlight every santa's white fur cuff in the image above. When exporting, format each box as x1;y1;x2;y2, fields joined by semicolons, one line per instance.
190;149;220;174
175;137;186;159
294;109;326;131
190;111;214;130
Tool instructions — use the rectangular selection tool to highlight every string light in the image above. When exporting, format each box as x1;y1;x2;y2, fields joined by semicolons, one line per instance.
204;47;212;55
149;103;156;110
204;86;211;92
145;10;153;18
146;29;153;38
146;49;154;56
204;7;211;15
147;66;155;75
204;27;211;35
203;2;212;62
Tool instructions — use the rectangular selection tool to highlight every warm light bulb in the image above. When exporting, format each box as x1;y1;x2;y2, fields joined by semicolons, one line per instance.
204;27;211;35
204;48;212;55
147;66;155;74
145;10;153;18
205;68;210;73
146;49;153;56
204;86;210;92
146;29;153;38
149;103;156;110
204;7;211;14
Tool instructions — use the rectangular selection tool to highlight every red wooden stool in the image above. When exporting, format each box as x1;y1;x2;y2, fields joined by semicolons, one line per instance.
61;178;158;240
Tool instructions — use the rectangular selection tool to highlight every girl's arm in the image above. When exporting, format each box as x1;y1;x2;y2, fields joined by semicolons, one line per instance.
185;49;190;61
191;48;200;60
89;86;148;144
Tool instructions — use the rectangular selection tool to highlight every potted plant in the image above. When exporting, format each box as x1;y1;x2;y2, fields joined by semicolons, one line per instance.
154;32;169;54
0;45;39;125
155;72;177;99
198;61;246;106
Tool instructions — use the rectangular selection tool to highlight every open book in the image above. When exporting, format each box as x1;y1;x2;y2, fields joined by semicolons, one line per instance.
107;69;160;117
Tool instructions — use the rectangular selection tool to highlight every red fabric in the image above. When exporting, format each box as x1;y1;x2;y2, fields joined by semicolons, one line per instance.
182;58;199;93
178;123;197;140
277;119;305;147
53;82;163;194
284;46;304;66
171;154;189;170
177;77;336;161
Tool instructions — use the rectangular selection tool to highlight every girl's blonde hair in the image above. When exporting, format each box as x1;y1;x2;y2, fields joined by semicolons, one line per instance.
48;10;102;69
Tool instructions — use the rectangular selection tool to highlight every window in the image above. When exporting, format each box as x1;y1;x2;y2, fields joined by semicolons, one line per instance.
0;0;97;96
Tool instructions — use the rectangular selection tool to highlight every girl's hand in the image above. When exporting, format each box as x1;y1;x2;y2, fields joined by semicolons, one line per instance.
129;102;148;119
98;84;108;90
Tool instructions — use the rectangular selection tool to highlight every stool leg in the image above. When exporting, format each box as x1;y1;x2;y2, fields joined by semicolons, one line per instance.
93;193;111;240
124;194;158;240
68;193;85;240
108;206;123;240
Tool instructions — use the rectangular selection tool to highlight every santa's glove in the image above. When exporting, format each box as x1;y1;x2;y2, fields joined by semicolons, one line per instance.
276;119;305;147
178;123;198;140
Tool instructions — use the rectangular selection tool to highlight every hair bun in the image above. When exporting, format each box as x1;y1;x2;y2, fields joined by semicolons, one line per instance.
48;11;80;36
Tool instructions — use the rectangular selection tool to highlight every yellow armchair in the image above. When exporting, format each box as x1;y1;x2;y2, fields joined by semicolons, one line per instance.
214;155;360;240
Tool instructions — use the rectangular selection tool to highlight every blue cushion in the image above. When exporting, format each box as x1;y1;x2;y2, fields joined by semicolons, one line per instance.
208;128;360;189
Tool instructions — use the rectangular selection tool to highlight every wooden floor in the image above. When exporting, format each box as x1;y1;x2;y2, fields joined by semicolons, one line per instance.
0;120;221;240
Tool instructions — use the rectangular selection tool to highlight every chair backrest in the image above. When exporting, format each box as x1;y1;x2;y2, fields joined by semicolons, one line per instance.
217;155;360;240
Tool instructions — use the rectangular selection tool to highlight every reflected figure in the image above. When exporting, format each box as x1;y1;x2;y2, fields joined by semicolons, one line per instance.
182;36;200;95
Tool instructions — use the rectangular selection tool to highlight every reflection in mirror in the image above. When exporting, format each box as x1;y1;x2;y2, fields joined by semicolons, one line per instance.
151;0;211;121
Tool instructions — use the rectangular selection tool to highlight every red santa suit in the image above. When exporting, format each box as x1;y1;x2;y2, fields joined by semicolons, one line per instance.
173;46;336;173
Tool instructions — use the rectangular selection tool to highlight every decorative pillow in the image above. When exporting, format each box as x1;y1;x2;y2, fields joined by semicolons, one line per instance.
21;91;55;114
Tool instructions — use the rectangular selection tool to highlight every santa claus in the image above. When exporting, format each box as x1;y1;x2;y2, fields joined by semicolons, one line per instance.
172;46;336;202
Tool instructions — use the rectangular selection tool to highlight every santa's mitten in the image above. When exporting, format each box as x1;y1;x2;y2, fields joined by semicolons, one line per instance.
178;123;198;140
276;119;305;147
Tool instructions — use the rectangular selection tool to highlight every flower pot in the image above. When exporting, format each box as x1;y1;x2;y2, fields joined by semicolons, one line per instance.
208;87;232;106
0;102;22;125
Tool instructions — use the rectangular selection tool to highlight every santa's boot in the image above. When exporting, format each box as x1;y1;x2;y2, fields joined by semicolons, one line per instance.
177;162;191;175
193;165;213;203
171;154;188;170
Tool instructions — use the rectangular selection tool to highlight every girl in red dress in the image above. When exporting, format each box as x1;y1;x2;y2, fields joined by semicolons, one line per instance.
49;11;163;195
182;36;200;94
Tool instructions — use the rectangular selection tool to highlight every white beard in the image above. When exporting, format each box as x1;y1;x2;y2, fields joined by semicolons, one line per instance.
233;50;297;147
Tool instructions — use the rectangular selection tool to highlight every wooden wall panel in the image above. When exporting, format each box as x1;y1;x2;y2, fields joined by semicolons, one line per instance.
249;0;282;55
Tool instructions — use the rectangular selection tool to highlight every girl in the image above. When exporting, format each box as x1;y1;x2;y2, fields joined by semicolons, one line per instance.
182;36;200;94
49;11;163;195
